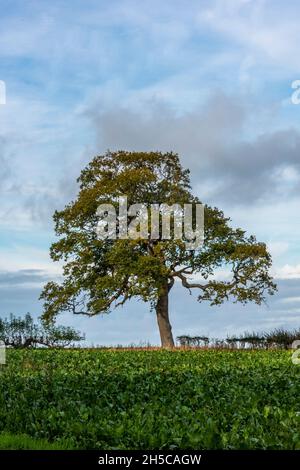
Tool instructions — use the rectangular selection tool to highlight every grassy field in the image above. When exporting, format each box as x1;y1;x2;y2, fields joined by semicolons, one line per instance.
0;349;299;450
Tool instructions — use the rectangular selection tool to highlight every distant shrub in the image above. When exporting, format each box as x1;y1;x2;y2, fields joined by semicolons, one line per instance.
0;313;84;349
178;328;300;349
176;335;209;347
264;328;300;350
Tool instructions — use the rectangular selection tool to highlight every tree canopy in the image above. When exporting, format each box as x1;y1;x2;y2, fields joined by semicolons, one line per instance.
41;151;276;347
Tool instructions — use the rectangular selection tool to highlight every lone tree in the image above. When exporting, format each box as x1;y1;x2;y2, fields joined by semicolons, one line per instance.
41;151;276;347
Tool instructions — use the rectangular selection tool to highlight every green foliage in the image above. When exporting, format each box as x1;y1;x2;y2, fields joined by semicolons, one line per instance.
0;349;298;449
0;432;72;450
0;313;84;348
40;151;276;323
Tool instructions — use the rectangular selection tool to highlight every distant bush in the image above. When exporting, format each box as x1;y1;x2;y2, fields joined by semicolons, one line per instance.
227;331;266;349
177;328;300;349
0;313;84;349
264;328;300;350
176;335;209;347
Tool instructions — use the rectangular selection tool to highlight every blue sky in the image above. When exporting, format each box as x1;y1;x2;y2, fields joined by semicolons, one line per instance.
1;0;300;345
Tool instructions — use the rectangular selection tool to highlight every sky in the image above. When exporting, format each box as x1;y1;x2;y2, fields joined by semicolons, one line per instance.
0;0;300;345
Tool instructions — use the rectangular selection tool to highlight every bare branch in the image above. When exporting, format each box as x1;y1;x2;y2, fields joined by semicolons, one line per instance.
174;272;205;293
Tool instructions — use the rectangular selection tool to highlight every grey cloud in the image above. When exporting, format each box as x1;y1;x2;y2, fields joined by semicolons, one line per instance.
0;271;51;320
3;92;299;229
212;129;300;204
0;269;56;288
90;93;245;164
88;93;300;206
0;286;42;317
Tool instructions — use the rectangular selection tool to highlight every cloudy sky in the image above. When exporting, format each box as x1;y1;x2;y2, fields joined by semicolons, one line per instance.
0;0;300;345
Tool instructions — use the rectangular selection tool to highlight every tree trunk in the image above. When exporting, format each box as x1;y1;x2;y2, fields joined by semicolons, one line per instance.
156;283;175;348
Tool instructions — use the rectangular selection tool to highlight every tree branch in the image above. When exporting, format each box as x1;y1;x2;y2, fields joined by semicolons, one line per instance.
174;272;205;293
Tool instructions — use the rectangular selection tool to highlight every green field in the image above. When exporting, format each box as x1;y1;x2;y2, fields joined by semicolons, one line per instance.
0;349;299;449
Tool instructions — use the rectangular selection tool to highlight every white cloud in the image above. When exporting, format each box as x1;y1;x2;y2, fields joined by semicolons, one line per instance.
0;246;61;275
267;242;289;259
280;296;300;304
199;0;300;73
273;264;300;280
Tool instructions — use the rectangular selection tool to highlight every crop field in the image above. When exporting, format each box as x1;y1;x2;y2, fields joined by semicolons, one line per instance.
0;349;299;450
